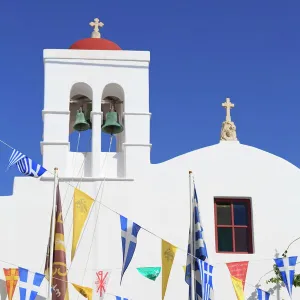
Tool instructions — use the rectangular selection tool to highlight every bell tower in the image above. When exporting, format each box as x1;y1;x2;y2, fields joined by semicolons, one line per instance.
41;18;151;178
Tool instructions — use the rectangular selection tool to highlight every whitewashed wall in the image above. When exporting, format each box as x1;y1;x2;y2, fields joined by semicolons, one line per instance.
0;48;299;299
1;142;300;299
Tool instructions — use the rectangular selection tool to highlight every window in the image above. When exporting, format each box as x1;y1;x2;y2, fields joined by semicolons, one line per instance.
214;198;253;253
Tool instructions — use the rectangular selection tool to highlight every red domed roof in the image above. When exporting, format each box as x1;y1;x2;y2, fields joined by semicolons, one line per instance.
70;38;121;50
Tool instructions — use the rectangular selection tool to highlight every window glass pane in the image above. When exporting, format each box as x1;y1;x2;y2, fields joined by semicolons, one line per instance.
217;228;233;252
217;203;231;225
234;203;248;225
235;228;249;252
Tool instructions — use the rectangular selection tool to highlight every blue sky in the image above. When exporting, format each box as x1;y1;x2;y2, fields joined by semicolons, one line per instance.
0;1;300;195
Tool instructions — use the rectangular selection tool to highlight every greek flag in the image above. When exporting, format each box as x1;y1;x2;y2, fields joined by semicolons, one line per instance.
120;215;141;282
19;267;45;300
8;149;46;178
256;288;270;300
185;187;214;300
274;256;297;297
116;297;128;300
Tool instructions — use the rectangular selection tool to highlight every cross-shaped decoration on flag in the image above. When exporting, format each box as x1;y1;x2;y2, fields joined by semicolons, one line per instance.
4;268;19;300
274;256;298;297
120;215;141;282
5;268;19;285
95;270;111;298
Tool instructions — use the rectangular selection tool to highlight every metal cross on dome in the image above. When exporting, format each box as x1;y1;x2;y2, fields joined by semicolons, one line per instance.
89;18;104;38
222;97;235;122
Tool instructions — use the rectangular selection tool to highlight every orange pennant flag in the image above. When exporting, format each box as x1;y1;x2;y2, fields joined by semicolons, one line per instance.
4;268;19;300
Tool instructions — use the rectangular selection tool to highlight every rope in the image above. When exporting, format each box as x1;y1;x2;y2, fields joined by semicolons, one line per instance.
1;134;297;266
0;137;299;299
62;132;81;210
64;135;93;248
0;131;295;266
39;132;86;273
76;135;114;299
68;135;114;274
0;253;283;300
0;256;131;300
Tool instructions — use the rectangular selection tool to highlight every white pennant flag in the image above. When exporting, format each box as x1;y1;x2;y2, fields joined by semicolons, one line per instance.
95;270;111;299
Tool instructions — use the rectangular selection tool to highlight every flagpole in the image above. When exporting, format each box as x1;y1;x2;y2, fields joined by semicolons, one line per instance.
189;171;195;300
48;167;58;299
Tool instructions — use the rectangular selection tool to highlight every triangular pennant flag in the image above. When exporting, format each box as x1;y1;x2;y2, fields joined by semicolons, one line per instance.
72;188;94;260
72;283;93;300
274;256;298;297
7;149;46;178
19;267;45;300
161;240;177;299
120;215;141;282
137;267;161;281
226;261;249;290
3;268;19;300
95;270;111;299
230;276;244;300
116;296;129;300
257;288;270;300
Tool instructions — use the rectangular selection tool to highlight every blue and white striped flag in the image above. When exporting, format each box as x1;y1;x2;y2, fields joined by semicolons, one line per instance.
18;267;45;300
274;256;297;297
120;215;141;282
8;149;46;178
116;296;129;300
256;288;270;300
185;187;214;300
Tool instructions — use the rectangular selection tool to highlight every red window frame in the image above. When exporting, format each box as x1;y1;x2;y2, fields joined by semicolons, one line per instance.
214;198;253;254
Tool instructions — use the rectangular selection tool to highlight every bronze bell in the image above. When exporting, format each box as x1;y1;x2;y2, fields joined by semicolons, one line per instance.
101;111;123;135
73;107;90;132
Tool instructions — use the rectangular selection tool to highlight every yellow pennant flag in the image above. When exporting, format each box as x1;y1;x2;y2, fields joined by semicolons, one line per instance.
72;283;93;300
161;240;177;299
72;188;94;260
230;276;244;300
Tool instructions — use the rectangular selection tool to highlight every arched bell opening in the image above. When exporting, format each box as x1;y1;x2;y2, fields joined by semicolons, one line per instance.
101;83;125;153
69;82;93;152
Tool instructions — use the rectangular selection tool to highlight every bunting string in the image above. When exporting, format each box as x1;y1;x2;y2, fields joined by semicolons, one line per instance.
64;135;92;251
67;135;114;272
0;254;292;300
1;137;299;267
1;137;300;299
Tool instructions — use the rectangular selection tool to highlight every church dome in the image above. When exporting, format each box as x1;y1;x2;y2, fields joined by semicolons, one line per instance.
69;38;121;50
70;18;122;51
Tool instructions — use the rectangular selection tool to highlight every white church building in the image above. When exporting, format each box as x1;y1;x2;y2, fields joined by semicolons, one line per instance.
0;18;299;300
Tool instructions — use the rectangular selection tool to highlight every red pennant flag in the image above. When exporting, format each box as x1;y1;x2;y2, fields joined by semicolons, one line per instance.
226;261;249;290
